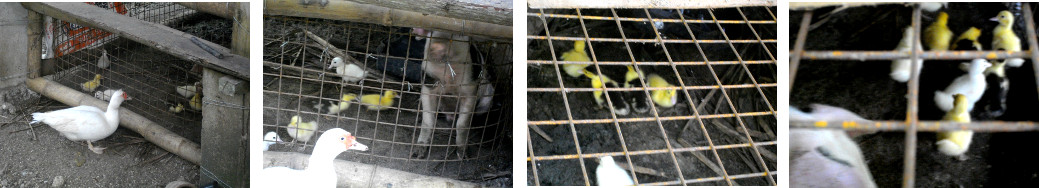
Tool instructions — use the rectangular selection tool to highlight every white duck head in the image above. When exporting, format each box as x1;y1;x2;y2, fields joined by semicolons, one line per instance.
328;57;345;69
307;128;367;169
964;59;992;75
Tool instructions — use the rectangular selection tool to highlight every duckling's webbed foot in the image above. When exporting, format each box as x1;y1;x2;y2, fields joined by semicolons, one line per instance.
87;141;105;154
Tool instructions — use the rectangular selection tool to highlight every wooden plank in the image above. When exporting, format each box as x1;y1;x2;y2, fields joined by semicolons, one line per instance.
264;0;511;39
345;0;511;26
528;0;776;9
21;2;250;80
176;2;237;20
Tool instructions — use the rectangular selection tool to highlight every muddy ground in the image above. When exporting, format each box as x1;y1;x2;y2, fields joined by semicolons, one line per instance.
261;16;513;187
0;6;234;187
525;7;778;186
791;2;1039;187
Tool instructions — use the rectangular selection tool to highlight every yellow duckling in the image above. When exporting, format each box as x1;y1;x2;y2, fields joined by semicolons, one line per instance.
936;94;972;158
622;65;644;88
951;27;982;51
583;69;618;107
647;74;677;108
360;90;397;110
991;10;1025;67
923;12;953;51
169;103;184;113
189;92;202;110
287;115;319;143
80;74;102;92
561;40;591;78
325;94;358;114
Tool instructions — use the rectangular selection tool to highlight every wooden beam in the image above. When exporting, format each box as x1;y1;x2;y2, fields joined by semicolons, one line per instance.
26;78;201;164
264;0;511;39
26;10;42;79
345;0;511;26
176;2;237;20
528;0;776;9
21;2;249;80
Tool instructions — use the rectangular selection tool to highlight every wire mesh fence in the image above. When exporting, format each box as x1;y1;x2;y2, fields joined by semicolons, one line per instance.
42;2;231;146
526;6;777;186
261;15;512;183
789;2;1039;187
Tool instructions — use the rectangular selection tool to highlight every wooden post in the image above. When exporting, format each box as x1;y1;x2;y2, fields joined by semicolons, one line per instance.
345;0;511;26
26;10;42;79
231;2;248;56
200;68;249;187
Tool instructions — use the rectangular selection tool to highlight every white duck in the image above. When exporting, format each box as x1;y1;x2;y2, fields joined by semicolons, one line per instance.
95;89;132;101
596;156;635;186
935;59;991;112
97;49;111;69
790;106;877;188
31;90;128;154
890;26;924;83
259;128;368;187
329;57;366;83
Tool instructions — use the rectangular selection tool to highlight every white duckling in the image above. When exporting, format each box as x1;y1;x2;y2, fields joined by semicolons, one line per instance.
596;156;635;186
31;90;128;154
935;59;991;112
790;106;877;188
890;26;924;83
259;128;368;187
264;131;282;151
175;82;200;98
329;57;366;83
94;89;132;101
97;49;111;69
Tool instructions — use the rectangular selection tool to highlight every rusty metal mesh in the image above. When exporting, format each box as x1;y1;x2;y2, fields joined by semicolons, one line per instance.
261;15;512;182
526;7;777;186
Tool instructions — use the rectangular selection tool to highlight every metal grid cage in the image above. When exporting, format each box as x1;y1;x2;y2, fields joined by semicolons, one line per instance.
43;2;229;147
261;15;513;183
526;7;777;186
790;2;1039;187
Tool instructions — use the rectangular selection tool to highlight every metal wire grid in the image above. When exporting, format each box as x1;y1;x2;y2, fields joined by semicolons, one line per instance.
789;4;1039;187
43;3;219;142
526;7;777;186
261;15;512;169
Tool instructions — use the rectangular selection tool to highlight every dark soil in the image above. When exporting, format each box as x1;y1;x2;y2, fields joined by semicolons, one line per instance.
526;7;778;186
791;2;1039;187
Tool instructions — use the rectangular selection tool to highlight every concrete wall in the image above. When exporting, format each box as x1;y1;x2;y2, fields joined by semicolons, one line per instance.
0;3;28;89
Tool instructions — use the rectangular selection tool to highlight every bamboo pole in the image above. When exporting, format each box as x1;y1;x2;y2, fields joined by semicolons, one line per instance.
26;78;201;164
176;2;237;20
345;0;511;26
528;0;776;9
26;10;43;79
263;151;481;187
263;0;511;39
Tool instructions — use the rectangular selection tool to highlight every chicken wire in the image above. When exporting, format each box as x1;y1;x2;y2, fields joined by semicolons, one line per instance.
526;7;777;186
261;15;513;183
41;2;233;145
789;3;1039;187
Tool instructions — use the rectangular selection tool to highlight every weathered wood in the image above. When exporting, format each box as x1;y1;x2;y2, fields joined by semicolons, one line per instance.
230;3;248;56
26;10;42;79
264;0;511;39
528;0;776;9
21;2;250;80
26;78;201;164
176;2;237;20
346;0;511;26
264;151;481;187
200;69;249;187
789;2;901;10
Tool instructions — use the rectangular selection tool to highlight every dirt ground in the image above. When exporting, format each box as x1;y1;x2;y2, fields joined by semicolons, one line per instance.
0;9;233;187
525;7;777;186
261;16;513;187
791;3;1039;187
